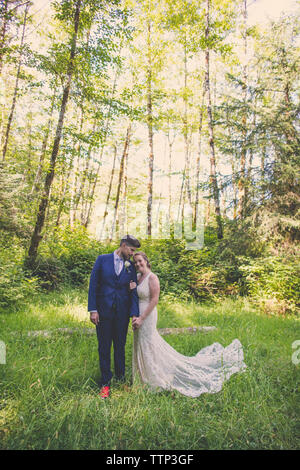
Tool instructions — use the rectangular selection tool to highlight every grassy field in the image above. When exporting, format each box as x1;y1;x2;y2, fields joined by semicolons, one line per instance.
0;288;299;450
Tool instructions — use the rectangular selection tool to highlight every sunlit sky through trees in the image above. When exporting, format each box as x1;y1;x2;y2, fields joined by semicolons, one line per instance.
6;0;300;239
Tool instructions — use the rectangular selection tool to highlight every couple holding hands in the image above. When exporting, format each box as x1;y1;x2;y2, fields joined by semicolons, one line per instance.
88;235;246;399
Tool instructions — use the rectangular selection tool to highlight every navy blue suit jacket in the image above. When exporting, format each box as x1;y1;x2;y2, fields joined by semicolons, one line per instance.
88;253;140;319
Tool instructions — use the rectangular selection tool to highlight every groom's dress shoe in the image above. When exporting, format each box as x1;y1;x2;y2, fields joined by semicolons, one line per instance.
99;386;110;399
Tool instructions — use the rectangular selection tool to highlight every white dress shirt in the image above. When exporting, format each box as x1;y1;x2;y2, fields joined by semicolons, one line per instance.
113;250;124;276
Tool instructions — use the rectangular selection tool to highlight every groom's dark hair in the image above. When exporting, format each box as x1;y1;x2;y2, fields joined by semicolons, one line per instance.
120;234;141;248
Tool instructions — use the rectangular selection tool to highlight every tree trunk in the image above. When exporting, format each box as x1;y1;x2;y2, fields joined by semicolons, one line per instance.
206;197;211;226
205;0;223;239
146;20;154;237
283;81;297;145
83;53;121;228
100;143;117;238
83;142;104;228
247;94;256;207
121;140;128;235
80;132;95;225
167;124;175;224
222;192;227;218
76;119;96;224
2;1;29;161
238;0;248;219
168;140;172;222
260;134;266;202
177;162;186;223
183;38;192;208
26;0;81;265
55;158;73;228
110;123;131;241
70;105;84;228
26;113;33;181
71;31;92;220
194;79;206;225
231;153;238;219
31;89;56;195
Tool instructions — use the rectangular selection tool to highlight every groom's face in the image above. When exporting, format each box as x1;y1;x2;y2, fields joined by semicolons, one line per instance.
120;243;136;260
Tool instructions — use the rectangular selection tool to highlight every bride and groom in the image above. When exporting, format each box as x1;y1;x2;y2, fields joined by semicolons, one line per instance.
88;234;246;399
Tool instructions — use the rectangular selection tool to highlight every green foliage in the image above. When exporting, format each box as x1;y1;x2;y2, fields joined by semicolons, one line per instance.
239;256;300;315
0;232;38;309
218;12;300;244
1;3;299;316
0;163;31;239
0;290;299;449
29;256;69;290
1;219;298;315
36;225;103;289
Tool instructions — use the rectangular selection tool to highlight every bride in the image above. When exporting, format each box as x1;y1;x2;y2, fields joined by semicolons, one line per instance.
130;251;246;397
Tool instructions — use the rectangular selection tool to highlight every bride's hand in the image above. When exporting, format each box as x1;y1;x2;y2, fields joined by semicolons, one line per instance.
132;316;143;329
129;280;137;290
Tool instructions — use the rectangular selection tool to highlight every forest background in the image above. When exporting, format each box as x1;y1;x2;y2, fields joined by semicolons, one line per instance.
0;0;299;315
0;0;299;451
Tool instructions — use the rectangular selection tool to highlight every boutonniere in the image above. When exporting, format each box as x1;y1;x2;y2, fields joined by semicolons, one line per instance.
124;261;131;273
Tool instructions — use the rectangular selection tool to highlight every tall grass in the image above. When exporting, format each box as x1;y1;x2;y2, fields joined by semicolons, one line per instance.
0;288;299;449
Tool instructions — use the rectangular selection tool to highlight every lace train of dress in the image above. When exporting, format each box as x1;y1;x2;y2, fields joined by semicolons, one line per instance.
132;273;247;397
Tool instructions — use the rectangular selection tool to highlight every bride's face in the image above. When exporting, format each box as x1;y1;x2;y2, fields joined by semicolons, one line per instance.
134;255;147;273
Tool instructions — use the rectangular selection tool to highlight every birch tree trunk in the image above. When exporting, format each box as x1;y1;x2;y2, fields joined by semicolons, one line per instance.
31;90;56;195
177;162;186;223
83;50;121;228
55;158;73;227
205;0;223;239
238;0;248;219
76;119;96;223
194;79;206;225
231;153;238;219
80;133;95;225
69;105;84;228
146;20;154;237
110;123;131;241
167;125;176;224
121;140;128;235
100;143;117;238
183;39;192;208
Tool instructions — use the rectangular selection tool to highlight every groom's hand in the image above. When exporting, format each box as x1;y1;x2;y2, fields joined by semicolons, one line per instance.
90;311;99;326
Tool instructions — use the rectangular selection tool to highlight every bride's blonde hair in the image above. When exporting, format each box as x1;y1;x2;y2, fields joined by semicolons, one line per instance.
133;251;151;269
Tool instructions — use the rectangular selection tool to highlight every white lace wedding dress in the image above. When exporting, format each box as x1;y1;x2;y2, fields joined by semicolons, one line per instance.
132;272;247;397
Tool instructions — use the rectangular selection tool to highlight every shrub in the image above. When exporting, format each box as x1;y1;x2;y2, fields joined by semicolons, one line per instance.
30;256;69;290
37;225;104;288
0;233;38;308
239;256;300;314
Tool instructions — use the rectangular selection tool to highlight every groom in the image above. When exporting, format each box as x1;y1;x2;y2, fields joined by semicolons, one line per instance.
88;235;141;398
